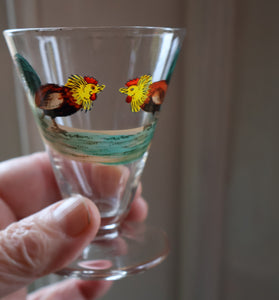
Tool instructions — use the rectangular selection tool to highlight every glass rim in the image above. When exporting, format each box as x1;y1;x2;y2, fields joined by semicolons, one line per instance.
3;25;186;36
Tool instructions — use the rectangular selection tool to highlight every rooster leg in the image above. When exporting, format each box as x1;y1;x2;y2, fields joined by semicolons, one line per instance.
40;112;45;120
51;118;67;135
51;118;59;129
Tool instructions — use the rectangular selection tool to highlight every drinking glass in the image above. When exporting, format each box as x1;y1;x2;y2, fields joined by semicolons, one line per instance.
4;26;185;280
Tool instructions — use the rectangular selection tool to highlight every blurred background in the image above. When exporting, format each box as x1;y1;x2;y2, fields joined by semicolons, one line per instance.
0;0;279;299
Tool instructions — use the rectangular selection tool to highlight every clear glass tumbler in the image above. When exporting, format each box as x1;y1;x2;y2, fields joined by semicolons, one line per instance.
4;26;185;280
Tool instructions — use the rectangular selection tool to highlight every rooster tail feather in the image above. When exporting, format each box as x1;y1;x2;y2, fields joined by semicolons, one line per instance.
15;53;41;95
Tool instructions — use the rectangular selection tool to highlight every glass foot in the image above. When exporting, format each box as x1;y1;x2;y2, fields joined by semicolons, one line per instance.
56;222;169;280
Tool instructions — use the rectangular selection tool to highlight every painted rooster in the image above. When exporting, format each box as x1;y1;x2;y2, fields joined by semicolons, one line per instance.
35;75;105;129
119;75;168;113
15;54;105;130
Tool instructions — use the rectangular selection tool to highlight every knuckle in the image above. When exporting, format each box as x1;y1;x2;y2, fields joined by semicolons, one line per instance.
0;219;48;278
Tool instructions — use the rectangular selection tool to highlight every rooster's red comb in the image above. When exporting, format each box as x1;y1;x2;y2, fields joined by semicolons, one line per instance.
84;76;98;85
126;78;140;87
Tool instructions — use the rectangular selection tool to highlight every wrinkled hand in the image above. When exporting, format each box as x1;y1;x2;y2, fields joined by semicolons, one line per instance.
0;153;148;300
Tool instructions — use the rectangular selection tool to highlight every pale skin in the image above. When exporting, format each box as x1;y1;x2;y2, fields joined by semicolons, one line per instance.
0;152;148;300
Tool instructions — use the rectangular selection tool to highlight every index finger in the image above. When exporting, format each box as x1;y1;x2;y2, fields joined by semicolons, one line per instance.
0;152;61;220
0;153;147;222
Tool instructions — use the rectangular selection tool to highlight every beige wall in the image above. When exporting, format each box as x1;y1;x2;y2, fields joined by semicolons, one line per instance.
180;0;279;299
223;1;279;299
0;2;21;160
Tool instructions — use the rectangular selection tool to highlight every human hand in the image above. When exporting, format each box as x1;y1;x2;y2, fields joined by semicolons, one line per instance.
0;152;148;300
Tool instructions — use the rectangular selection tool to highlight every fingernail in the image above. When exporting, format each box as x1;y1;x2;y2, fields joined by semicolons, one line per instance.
53;196;91;237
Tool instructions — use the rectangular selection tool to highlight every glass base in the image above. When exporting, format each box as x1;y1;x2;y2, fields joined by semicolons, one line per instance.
56;222;169;280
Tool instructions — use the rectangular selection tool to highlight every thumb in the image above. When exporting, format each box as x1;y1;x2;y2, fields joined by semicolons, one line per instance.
0;195;100;298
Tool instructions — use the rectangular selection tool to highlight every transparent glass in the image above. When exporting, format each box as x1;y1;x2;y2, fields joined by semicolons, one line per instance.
4;26;185;280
